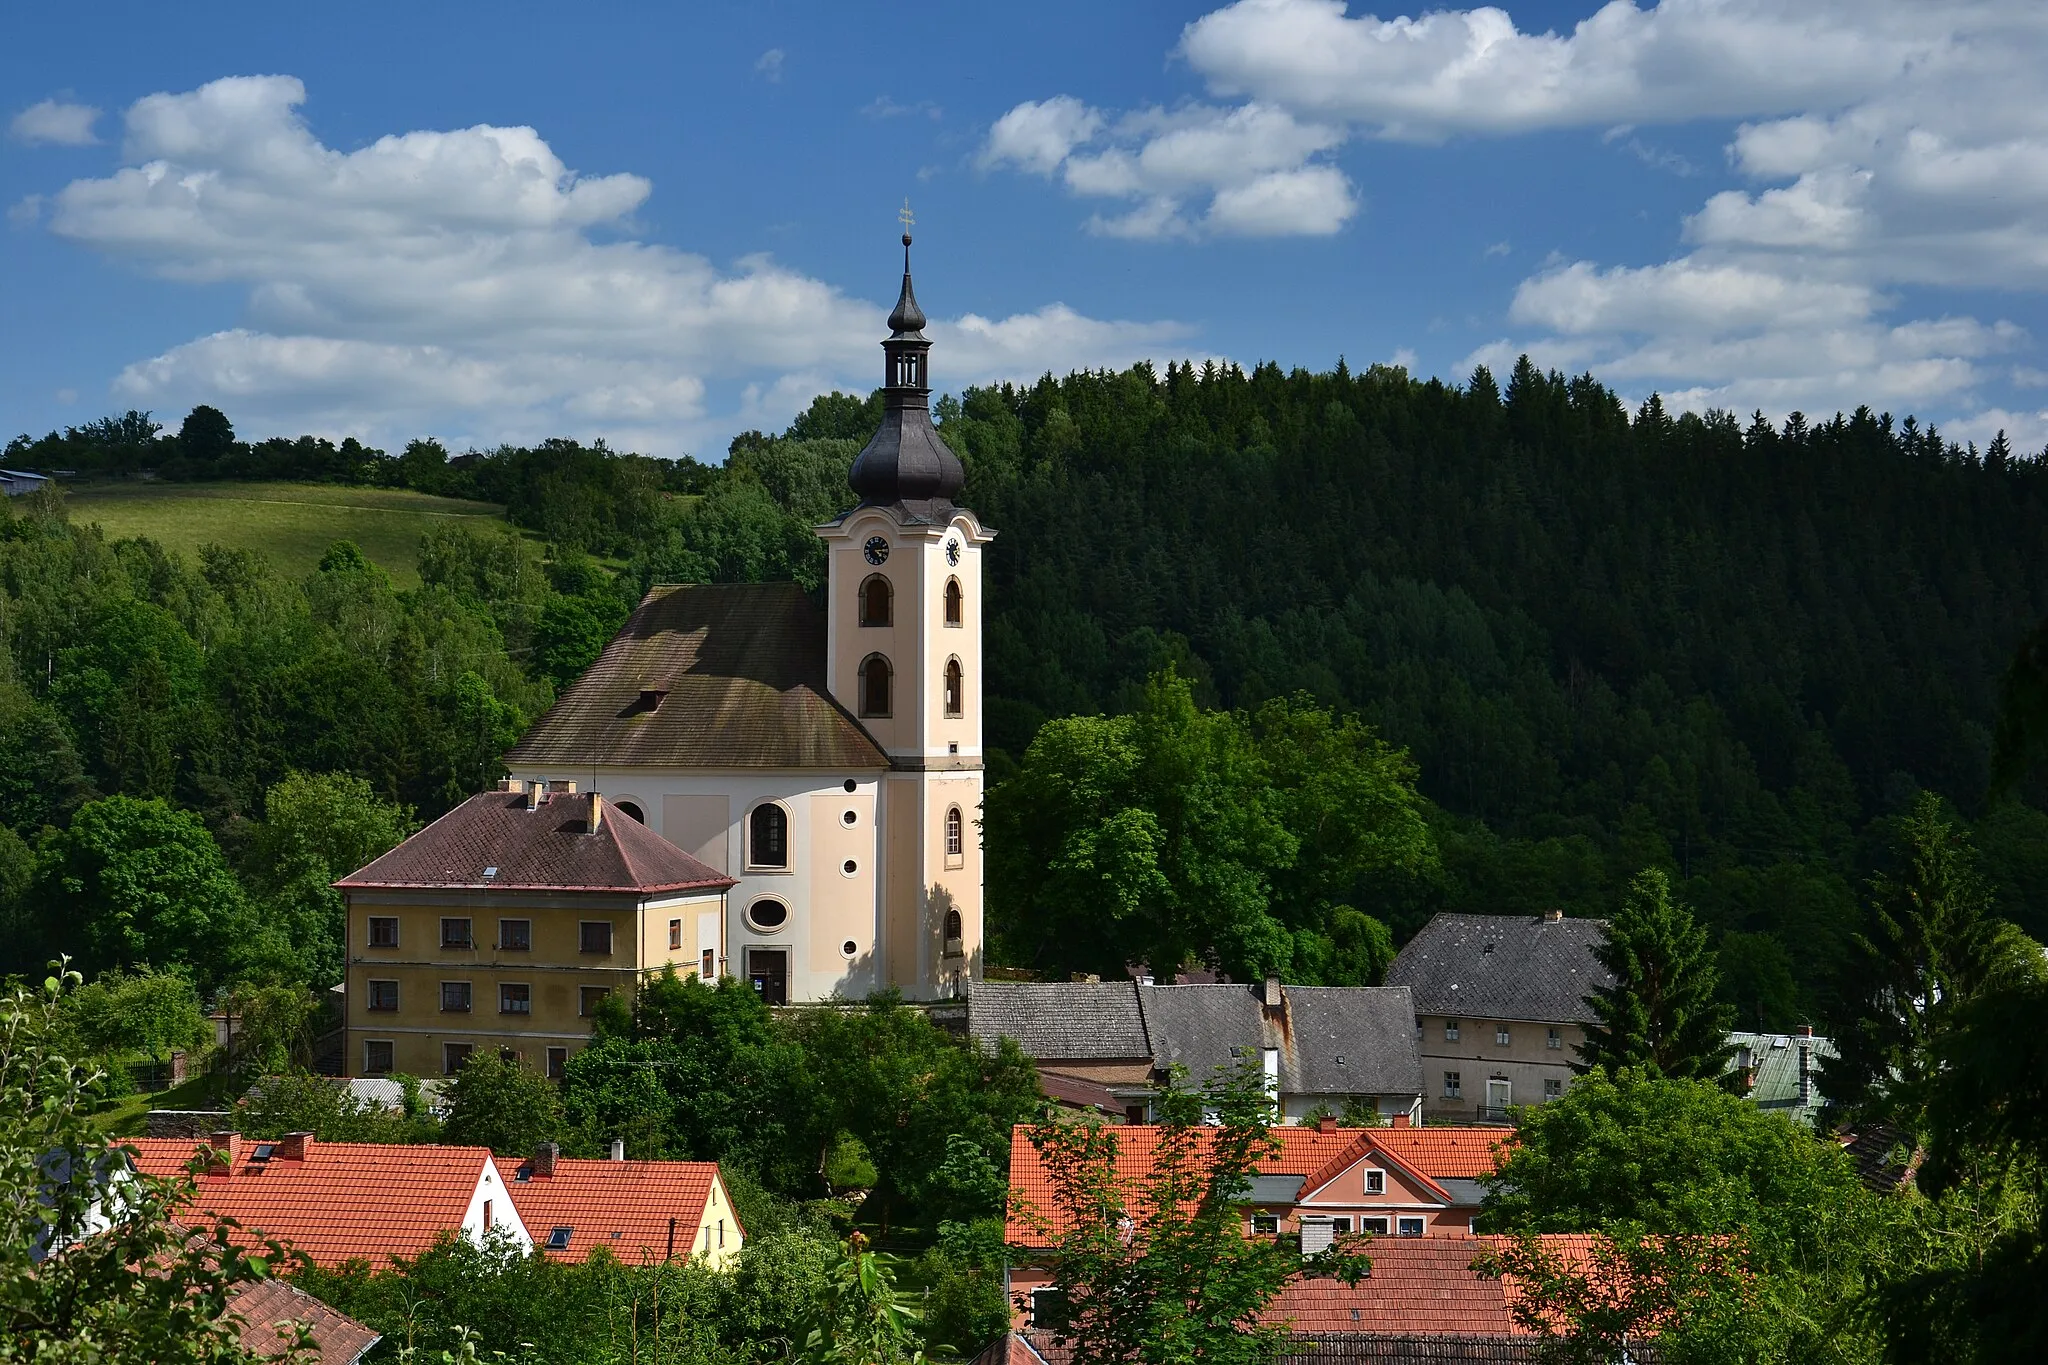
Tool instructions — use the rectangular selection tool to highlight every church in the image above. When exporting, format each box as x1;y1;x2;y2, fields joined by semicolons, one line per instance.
503;231;990;1005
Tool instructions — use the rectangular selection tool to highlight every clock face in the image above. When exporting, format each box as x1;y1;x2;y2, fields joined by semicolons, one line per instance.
863;536;890;566
945;538;961;566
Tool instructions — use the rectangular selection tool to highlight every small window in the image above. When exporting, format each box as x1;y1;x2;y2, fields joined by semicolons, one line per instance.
669;918;683;950
499;919;531;951
546;1046;568;1080
1496;1025;1512;1046
614;801;644;823
367;917;398;948
748;804;788;869
945;806;964;858
483;1199;493;1228
1398;1217;1425;1238
701;949;716;980
366;980;399;1012
745;899;789;932
860;655;892;718
1444;1019;1460;1041
943;908;963;944
441;981;472;1013
500;983;531;1015
1443;1071;1461;1099
943;576;962;626
547;1226;573;1251
860;574;892;626
943;658;963;717
579;986;611;1017
1251;1214;1280;1237
1415;1015;1423;1040
580;921;614;955
1546;1027;1562;1050
362;1040;393;1074
1544;1077;1564;1100
441;918;473;949
1030;1288;1065;1328
1364;1169;1385;1195
1360;1216;1389;1235
443;1042;473;1075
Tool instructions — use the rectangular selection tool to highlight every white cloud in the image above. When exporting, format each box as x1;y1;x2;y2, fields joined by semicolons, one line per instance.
755;49;785;82
39;75;1183;454
10;98;100;146
982;98;1354;239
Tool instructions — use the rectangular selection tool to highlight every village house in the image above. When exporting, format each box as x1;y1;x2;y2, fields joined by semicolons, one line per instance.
970;979;1425;1124
494;1141;743;1268
1384;912;1611;1123
336;783;732;1079
1727;1026;1835;1126
126;1133;532;1267
504;232;990;1005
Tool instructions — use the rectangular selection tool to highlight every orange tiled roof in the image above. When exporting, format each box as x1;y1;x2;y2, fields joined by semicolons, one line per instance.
127;1137;504;1269
1273;1238;1525;1335
493;1155;738;1264
225;1279;381;1363
1007;1124;1509;1245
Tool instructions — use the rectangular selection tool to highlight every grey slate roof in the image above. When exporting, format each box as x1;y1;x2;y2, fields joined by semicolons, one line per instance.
967;980;1149;1060
1384;913;1612;1024
969;980;1423;1099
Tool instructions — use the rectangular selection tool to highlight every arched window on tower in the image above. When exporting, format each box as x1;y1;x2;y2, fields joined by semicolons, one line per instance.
943;908;963;950
943;658;963;717
749;804;788;869
944;577;962;627
860;575;892;626
860;655;892;717
945;806;964;858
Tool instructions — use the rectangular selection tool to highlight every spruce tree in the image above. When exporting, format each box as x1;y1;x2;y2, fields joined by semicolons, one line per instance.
1576;868;1735;1081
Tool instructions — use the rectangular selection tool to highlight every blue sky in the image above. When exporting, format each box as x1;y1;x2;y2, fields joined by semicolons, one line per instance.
6;1;2048;459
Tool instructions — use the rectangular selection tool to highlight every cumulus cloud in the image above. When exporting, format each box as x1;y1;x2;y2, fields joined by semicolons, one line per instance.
40;76;1184;453
11;98;100;146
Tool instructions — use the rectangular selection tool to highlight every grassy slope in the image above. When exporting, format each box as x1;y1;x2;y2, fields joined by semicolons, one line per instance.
64;481;512;587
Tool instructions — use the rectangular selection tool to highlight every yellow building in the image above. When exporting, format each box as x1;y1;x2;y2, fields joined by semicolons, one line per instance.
337;782;733;1079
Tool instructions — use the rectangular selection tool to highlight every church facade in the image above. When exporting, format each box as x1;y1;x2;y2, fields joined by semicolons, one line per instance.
504;234;989;1004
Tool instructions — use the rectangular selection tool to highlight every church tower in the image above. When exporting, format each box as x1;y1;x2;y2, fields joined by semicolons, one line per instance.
819;225;992;997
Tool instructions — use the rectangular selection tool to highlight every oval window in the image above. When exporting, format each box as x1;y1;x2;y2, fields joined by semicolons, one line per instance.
841;939;859;960
745;899;790;933
842;859;858;876
841;809;858;827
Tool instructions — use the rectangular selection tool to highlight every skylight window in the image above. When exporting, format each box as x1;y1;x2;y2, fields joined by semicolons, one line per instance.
250;1144;276;1162
483;866;499;878
547;1227;573;1250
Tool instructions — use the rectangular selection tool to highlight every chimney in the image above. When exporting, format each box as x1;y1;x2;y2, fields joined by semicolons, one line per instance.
588;793;604;834
1390;1112;1412;1129
279;1132;313;1161
1315;1114;1338;1134
206;1131;241;1175
534;1141;559;1178
1543;908;1563;923
498;778;522;793
1797;1040;1813;1105
610;1137;626;1162
525;782;541;812
1796;1023;1814;1039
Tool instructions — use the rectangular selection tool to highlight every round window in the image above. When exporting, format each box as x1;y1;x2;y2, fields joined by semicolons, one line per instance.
841;859;858;876
745;899;790;933
843;779;857;793
841;809;858;827
840;939;859;960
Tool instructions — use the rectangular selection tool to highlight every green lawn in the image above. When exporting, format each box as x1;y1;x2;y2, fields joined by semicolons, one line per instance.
64;481;513;588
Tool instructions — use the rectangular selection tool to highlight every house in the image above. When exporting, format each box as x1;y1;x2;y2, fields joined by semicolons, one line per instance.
0;468;51;496
126;1132;532;1267
970;979;1425;1124
1384;912;1611;1123
1726;1026;1835;1126
223;1280;381;1363
494;1142;744;1268
335;783;733;1079
505;234;990;1004
1005;1118;1512;1318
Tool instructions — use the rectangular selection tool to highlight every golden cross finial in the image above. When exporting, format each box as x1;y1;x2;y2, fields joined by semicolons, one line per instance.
899;199;915;234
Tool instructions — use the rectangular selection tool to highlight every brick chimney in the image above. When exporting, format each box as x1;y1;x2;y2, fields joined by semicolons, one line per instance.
1390;1113;1412;1129
498;778;524;793
279;1132;314;1161
525;781;541;812
206;1131;241;1175
534;1141;559;1178
1796;1023;1814;1039
1543;908;1563;923
1316;1114;1338;1134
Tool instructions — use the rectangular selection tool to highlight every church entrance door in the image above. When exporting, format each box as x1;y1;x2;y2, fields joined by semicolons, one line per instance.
746;948;789;1005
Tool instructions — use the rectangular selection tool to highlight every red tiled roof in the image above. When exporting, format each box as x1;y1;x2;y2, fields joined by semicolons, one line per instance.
336;789;735;895
1008;1125;1509;1244
127;1138;506;1269
225;1279;381;1363
494;1155;738;1264
1275;1239;1524;1336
